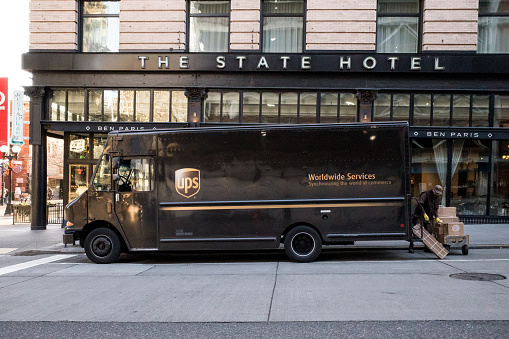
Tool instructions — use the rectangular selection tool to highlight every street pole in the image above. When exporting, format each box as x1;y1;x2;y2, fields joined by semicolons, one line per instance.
4;165;12;216
0;145;21;216
0;165;4;207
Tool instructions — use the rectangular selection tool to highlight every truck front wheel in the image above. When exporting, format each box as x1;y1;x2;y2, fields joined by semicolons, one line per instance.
84;227;122;264
284;226;322;262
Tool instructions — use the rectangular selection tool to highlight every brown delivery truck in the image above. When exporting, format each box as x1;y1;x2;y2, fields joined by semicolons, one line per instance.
63;122;411;263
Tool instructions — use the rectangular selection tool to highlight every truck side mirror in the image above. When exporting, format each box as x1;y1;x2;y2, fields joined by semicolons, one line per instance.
112;157;119;170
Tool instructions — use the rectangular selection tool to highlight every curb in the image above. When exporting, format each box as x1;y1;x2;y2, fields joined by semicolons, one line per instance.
9;243;509;256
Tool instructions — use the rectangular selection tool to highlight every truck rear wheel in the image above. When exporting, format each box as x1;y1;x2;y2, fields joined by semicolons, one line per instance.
284;226;322;262
84;227;122;264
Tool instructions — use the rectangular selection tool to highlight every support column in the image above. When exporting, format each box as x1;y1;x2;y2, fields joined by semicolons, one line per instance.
184;88;208;127
24;86;47;230
356;90;378;123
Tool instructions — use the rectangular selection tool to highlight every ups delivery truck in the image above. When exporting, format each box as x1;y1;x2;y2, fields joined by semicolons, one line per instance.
64;122;411;263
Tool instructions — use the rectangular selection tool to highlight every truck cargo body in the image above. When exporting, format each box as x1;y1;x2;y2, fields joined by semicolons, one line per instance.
64;123;411;263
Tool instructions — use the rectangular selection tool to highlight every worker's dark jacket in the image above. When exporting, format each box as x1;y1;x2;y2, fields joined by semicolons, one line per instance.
412;190;441;226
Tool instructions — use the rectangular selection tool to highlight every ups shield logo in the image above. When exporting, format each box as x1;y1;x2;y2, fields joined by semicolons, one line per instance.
175;168;200;198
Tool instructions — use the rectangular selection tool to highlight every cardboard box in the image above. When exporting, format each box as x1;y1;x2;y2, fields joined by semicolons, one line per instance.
445;222;464;236
435;223;445;236
438;207;457;217
412;225;448;259
439;216;459;223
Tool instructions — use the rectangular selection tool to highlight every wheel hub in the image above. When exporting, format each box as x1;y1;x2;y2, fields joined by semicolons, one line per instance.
292;233;315;256
92;236;112;257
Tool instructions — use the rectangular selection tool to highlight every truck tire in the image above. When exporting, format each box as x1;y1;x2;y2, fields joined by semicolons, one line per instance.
284;226;322;262
84;227;122;264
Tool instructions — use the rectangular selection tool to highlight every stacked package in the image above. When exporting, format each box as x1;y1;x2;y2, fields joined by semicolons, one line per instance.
435;207;468;244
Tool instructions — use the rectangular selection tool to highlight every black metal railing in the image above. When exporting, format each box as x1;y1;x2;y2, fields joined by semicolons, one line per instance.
12;203;64;225
13;205;31;224
47;203;64;224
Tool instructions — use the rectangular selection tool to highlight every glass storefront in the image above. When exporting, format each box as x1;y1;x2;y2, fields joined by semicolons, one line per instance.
411;138;445;204
491;140;509;216
67;133;108;203
411;137;508;217
450;140;490;216
69;134;90;160
69;164;88;201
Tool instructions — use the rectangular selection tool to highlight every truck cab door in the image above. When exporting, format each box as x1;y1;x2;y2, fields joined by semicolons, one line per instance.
88;154;114;229
114;157;158;249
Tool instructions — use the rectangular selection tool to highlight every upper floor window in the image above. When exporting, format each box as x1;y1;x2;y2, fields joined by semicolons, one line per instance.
189;1;230;52
49;89;188;123
262;0;304;53
82;1;120;52
377;0;421;53
373;92;493;128
478;0;509;53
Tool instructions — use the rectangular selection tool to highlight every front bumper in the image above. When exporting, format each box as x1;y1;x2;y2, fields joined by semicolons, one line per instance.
63;233;75;246
63;219;79;245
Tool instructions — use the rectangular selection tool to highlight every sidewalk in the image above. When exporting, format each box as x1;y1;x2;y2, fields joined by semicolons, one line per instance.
0;202;508;256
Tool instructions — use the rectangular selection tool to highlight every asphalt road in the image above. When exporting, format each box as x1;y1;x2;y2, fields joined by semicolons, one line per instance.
1;320;509;339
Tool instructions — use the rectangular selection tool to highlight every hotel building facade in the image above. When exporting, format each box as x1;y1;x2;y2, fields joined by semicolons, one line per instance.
22;0;509;228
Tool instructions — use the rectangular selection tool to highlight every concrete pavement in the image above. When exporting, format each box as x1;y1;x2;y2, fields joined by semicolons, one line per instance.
1;249;509;323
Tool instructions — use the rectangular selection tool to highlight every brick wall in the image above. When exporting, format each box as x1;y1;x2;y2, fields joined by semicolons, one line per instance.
29;0;77;50
28;0;481;52
422;0;478;51
120;0;186;51
306;0;377;51
230;0;260;50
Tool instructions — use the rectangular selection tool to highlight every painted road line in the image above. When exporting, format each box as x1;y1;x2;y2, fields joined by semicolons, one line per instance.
0;248;17;254
0;255;76;276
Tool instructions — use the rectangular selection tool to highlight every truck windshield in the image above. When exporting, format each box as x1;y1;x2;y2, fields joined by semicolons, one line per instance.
92;154;112;191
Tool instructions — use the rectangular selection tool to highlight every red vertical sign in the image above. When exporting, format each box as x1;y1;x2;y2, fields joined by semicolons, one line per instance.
0;78;8;147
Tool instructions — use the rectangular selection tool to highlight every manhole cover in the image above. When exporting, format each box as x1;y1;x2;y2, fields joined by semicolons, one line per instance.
450;273;507;281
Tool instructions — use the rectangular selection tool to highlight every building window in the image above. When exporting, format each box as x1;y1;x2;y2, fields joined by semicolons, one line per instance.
411;138;491;217
49;89;188;122
376;0;421;53
50;91;66;121
204;90;357;124
189;1;230;52
450;140;490;216
374;92;499;128
491;140;509;216
69;134;90;160
262;0;305;53
374;93;411;122
69;164;89;200
68;90;85;122
81;1;120;52
494;95;509;127
478;0;509;53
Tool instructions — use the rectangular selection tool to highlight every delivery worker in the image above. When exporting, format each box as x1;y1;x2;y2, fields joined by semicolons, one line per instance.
412;184;444;232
